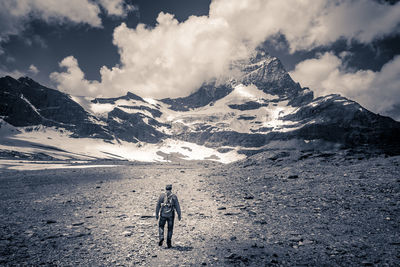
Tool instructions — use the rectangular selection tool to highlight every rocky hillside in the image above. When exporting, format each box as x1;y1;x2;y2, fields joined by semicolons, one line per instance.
0;76;112;140
1;51;400;161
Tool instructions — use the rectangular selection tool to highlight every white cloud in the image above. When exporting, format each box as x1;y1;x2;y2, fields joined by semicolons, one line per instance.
98;0;138;17
28;64;39;75
49;56;100;96
1;0;102;29
209;0;400;52
24;35;48;48
0;68;25;79
50;0;400;99
0;0;136;53
51;12;253;98
290;52;400;120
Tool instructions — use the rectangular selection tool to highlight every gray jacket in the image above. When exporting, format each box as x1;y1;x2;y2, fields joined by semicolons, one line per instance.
156;192;181;219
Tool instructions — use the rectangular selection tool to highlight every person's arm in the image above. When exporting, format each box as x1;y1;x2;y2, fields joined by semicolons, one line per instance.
155;194;163;219
174;195;181;220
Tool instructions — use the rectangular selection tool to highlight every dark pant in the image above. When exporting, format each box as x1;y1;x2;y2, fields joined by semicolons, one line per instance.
158;216;174;242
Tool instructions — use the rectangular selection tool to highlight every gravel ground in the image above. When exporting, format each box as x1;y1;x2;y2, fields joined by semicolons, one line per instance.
0;152;399;266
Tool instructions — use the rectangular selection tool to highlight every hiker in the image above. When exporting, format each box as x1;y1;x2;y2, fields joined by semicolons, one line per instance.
155;184;181;248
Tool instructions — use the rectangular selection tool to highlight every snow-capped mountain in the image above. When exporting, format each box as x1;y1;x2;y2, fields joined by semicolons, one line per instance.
1;52;399;162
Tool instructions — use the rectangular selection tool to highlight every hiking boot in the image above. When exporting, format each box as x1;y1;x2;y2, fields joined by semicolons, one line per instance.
167;240;172;248
158;239;164;246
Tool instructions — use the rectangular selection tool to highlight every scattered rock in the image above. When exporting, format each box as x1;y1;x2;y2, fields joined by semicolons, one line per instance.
72;222;85;226
253;220;267;225
288;174;299;179
217;207;226;210
289;237;303;242
225;253;237;259
122;231;132;237
140;215;153;219
46;220;57;224
247;210;257;216
224;212;240;216
299;240;313;246
68;232;91;238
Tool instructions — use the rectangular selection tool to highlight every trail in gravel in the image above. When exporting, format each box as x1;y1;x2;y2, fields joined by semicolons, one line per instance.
0;154;399;266
0;161;254;266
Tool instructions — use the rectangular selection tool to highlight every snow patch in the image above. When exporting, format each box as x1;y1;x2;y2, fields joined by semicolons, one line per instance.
20;94;41;116
0;126;244;164
0;160;119;171
91;103;115;116
157;84;293;134
143;98;158;106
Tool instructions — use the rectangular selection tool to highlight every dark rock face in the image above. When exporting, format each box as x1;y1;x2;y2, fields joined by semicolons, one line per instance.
16;77;88;126
161;83;233;111
92;92;145;104
0;76;112;140
1;51;400;157
0;76;166;144
288;88;314;107
107;108;167;143
118;105;162;118
228;101;268;111
238;50;313;106
241;56;301;96
177;130;283;148
283;95;400;154
0;88;43;126
162;50;313;113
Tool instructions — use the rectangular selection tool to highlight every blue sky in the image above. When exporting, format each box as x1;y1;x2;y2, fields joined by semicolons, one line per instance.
0;0;399;120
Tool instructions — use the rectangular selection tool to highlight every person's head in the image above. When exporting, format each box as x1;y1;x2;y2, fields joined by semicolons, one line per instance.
166;184;172;192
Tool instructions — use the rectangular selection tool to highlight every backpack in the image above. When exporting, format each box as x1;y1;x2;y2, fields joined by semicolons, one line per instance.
161;194;174;217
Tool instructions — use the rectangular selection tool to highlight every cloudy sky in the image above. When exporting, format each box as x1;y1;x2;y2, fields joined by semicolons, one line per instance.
0;0;399;120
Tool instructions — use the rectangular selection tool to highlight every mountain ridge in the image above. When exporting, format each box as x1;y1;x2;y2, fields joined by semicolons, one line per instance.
1;52;399;162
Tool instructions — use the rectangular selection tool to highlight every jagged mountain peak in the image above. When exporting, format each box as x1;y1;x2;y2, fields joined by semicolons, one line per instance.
161;82;233;111
1;76;21;88
238;52;305;99
0;76;112;138
92;91;145;104
17;76;42;88
161;48;311;111
1;54;400;162
243;48;276;65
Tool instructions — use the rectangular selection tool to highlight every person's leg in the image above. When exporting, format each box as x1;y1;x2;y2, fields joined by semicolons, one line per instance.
158;217;167;246
166;216;175;248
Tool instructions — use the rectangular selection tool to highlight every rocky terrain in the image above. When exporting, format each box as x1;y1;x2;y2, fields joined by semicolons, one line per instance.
1;46;399;266
1;150;399;266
